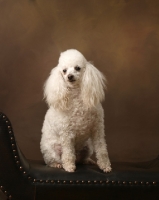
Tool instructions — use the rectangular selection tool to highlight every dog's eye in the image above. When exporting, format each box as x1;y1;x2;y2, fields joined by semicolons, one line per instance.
63;69;67;73
75;66;81;71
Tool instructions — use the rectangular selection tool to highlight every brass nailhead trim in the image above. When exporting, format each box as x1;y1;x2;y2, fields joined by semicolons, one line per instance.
0;184;12;199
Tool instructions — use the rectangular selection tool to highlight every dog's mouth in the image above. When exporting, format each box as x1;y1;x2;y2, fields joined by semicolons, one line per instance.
68;79;76;82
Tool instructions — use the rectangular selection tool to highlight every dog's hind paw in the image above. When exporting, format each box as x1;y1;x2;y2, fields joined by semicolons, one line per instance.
49;163;62;169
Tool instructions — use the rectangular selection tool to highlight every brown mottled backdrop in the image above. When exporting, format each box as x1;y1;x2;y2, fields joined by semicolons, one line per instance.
0;0;159;162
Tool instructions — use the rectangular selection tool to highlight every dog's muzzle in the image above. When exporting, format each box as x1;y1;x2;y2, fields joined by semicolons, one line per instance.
68;74;75;82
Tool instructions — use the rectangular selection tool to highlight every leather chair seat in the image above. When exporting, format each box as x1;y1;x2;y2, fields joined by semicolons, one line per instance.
29;159;159;183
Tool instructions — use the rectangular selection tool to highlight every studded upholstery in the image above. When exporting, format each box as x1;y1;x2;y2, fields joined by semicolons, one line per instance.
0;112;159;200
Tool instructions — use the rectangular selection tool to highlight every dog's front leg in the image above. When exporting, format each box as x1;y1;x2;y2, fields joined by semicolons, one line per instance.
61;134;76;172
92;128;112;173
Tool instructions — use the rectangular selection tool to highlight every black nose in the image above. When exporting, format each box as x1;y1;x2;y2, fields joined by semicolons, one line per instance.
68;74;74;81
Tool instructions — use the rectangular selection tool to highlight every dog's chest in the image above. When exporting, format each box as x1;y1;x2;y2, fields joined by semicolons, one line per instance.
68;101;97;134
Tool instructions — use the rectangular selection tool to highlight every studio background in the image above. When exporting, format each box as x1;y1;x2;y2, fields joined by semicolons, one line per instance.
0;0;159;162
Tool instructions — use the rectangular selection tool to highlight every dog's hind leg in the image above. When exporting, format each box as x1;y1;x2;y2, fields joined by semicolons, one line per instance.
42;143;63;169
76;140;96;165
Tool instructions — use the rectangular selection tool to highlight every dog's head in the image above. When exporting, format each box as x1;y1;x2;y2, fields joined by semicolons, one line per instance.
44;49;106;110
58;49;86;86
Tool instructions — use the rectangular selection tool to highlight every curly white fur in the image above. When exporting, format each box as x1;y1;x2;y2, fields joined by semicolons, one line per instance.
40;49;111;173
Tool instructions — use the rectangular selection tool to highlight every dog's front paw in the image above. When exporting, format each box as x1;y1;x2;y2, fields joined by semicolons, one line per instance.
97;160;112;173
63;164;76;172
102;165;112;173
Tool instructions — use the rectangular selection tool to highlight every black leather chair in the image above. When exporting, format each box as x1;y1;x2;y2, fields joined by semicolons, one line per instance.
0;111;159;200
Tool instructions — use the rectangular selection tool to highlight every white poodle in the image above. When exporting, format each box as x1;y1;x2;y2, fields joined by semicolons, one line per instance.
40;49;111;173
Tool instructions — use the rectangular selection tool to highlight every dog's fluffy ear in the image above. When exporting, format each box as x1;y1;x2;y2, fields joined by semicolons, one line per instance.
81;62;106;108
44;66;68;110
